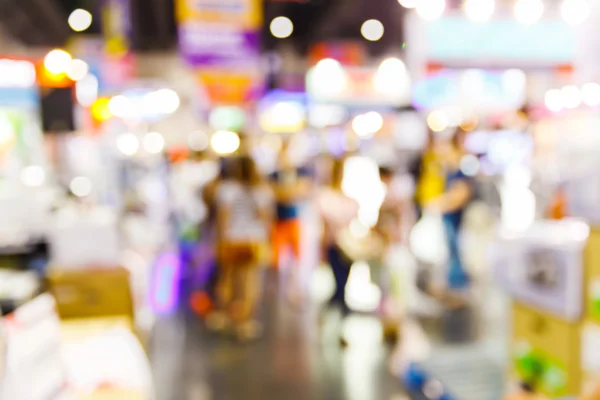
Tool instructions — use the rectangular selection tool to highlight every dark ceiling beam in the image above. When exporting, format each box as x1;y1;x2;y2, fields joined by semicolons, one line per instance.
0;0;70;47
130;0;177;51
0;0;44;46
26;0;71;44
150;0;173;48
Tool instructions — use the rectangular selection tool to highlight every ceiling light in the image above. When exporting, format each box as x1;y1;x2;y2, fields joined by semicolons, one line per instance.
582;82;600;107
20;165;45;187
44;49;72;75
69;176;92;197
67;59;89;81
151;88;180;115
544;89;563;112
143;132;165;154
514;0;544;25
76;75;98;107
352;112;384;138
427;110;449;132
374;58;408;96
464;0;495;22
211;130;240;155
188;131;209;151
560;0;590;25
398;0;418;8
108;95;134;119
308;58;348;97
417;0;446;20
561;85;582;109
68;9;93;32
361;19;384;42
116;133;139;156
270;16;294;39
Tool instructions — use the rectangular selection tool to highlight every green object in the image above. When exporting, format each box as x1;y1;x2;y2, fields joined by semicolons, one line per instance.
209;106;246;132
591;295;600;321
514;345;569;396
516;351;544;384
180;224;199;242
543;366;566;393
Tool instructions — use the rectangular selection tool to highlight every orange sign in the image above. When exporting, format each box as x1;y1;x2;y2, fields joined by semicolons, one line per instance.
198;69;262;105
308;42;366;67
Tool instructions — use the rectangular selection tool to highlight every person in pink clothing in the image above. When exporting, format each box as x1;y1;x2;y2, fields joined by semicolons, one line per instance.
316;157;359;346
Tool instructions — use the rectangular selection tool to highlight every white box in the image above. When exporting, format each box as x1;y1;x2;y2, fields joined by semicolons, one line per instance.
494;218;589;321
49;206;121;269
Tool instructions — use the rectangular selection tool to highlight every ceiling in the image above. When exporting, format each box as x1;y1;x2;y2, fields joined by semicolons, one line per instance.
0;0;71;47
0;0;404;54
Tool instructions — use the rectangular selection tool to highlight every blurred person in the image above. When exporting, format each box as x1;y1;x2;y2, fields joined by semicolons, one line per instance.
374;165;409;342
410;130;445;220
189;158;225;316
207;155;273;341
269;138;312;305
317;157;359;347
426;128;474;294
376;165;407;247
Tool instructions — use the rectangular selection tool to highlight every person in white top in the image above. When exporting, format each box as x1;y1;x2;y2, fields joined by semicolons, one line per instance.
207;155;273;341
374;165;412;343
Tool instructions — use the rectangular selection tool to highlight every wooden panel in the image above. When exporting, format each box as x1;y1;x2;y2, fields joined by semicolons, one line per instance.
512;302;581;396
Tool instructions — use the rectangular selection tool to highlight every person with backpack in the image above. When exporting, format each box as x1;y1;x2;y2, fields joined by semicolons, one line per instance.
206;155;273;341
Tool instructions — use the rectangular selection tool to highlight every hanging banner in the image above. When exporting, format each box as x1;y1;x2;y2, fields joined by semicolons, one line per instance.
103;0;131;55
179;25;260;67
102;0;135;89
176;0;263;105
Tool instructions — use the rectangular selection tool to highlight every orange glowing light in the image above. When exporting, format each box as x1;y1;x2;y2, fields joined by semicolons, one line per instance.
459;117;478;132
90;97;112;122
190;291;212;316
38;67;72;88
168;146;189;163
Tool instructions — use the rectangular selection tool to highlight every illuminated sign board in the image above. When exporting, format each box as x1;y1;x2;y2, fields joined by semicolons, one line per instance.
412;69;526;111
306;66;411;107
424;17;574;67
0;60;36;89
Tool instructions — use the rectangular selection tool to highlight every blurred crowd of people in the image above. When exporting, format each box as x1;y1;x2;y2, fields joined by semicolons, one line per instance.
192;127;476;344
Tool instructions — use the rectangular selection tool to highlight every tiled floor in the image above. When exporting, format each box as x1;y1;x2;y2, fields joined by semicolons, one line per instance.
150;272;406;400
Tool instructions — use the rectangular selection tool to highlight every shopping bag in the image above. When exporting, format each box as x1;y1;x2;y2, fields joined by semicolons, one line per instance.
336;228;385;263
383;245;417;316
409;212;448;266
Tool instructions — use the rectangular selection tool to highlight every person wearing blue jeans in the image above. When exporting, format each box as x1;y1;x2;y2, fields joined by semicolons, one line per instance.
427;128;473;292
326;244;352;316
443;214;470;290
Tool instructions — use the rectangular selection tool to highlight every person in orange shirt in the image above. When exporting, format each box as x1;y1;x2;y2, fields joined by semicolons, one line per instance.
269;139;312;306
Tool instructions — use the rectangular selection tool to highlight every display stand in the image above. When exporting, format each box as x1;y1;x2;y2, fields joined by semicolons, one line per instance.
494;218;600;397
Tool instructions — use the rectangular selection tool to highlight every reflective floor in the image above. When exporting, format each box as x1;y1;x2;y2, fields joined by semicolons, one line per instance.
150;272;407;400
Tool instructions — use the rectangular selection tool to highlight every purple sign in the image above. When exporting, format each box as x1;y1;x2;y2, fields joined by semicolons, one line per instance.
179;23;260;67
103;0;132;42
